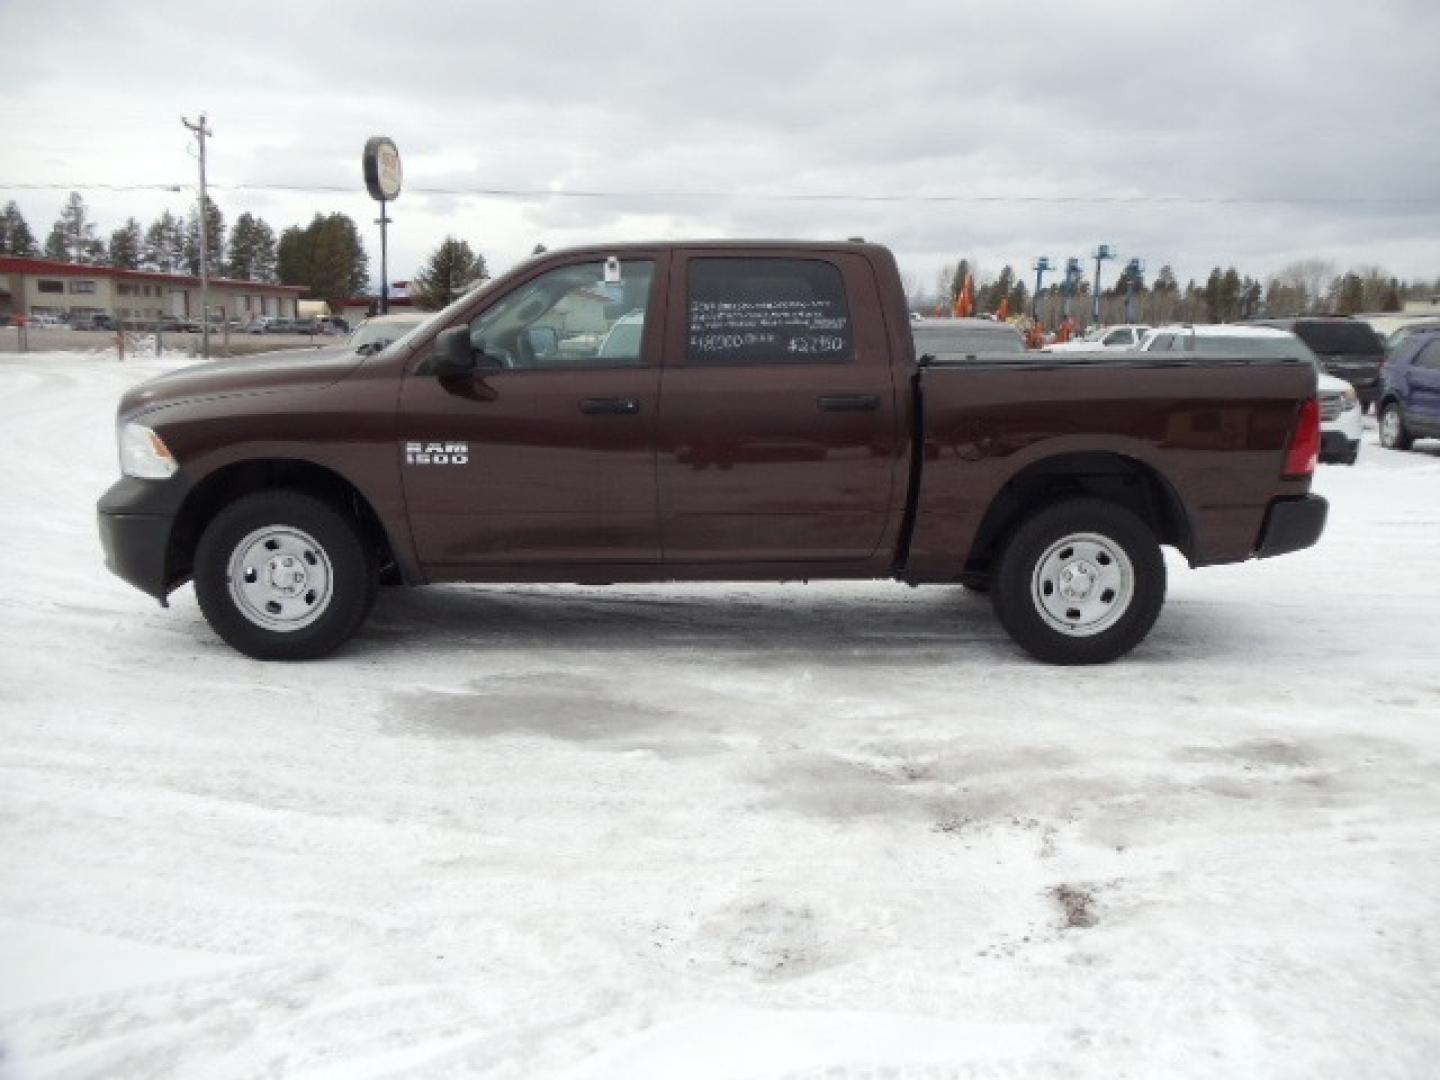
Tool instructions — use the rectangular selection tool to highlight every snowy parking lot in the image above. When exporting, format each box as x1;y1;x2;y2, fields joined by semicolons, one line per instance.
1;350;1438;1079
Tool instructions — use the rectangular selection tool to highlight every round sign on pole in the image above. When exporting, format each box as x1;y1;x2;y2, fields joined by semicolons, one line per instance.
363;137;402;201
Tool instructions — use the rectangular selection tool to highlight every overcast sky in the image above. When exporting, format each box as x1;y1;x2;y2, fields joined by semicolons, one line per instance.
2;0;1436;295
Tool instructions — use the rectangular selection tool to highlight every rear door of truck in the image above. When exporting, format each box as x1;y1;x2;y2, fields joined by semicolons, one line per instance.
655;248;907;564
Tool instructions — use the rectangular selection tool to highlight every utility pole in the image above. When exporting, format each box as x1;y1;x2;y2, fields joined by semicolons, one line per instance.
182;112;213;359
1091;244;1116;325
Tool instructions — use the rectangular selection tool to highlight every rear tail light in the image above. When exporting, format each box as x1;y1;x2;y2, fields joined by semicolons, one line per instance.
1283;398;1320;479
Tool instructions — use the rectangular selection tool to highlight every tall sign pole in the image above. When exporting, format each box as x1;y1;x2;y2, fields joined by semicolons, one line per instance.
182;112;213;358
363;137;403;315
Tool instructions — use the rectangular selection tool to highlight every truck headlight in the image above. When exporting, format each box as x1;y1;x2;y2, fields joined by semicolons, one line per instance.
118;422;178;479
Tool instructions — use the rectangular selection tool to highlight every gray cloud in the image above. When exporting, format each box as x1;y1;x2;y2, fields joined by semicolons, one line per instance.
2;0;1436;291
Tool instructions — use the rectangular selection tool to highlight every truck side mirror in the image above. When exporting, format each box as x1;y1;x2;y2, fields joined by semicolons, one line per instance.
433;326;477;377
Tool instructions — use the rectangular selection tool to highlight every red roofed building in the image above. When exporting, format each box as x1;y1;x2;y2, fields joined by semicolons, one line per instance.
0;256;305;325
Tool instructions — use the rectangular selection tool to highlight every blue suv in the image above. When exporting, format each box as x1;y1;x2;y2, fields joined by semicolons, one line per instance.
1378;329;1440;451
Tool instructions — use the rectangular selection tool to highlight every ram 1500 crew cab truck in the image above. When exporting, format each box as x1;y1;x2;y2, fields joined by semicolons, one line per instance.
98;241;1327;664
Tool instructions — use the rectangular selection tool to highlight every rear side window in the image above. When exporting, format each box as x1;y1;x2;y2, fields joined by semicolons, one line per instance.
686;257;853;364
1418;341;1440;370
1292;320;1383;355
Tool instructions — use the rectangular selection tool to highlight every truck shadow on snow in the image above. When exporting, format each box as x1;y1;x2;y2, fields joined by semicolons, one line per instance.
351;581;1281;665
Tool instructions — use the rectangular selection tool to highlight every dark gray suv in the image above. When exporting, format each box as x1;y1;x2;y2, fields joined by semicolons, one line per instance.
1251;317;1386;411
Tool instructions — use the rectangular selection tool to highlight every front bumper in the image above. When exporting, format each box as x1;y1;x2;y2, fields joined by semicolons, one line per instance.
1256;494;1328;559
97;475;190;600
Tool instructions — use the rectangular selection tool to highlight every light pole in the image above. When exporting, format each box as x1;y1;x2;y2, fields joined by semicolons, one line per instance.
1061;258;1083;322
1091;244;1115;324
1031;256;1052;322
1121;257;1145;323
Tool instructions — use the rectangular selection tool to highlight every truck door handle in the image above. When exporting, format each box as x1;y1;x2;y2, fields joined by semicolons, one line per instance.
817;394;881;413
579;397;640;415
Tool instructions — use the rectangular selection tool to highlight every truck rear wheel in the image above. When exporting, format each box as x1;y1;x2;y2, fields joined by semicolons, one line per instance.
990;497;1165;665
194;490;378;660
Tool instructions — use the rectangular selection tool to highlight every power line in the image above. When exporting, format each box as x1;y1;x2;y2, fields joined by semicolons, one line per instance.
0;180;1433;207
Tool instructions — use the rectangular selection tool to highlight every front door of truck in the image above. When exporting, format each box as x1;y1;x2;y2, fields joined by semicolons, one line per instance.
655;250;904;564
398;254;666;570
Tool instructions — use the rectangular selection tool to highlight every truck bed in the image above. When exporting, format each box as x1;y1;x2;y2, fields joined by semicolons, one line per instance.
903;352;1318;579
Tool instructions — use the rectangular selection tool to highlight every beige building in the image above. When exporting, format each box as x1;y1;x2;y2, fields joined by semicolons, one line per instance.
0;255;305;325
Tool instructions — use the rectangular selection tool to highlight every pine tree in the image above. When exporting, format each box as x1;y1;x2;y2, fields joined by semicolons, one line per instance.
1335;272;1365;315
410;237;488;310
1218;268;1242;322
144;211;187;272
223;212;278;282
949;259;972;303
0;201;37;256
108;218;143;269
1202;267;1223;322
45;192;101;263
276;213;370;309
184;196;226;277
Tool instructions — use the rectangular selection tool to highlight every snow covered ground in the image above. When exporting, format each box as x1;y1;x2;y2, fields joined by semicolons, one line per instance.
1;349;1437;1079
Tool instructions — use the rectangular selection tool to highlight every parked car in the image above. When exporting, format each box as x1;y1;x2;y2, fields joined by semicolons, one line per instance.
912;317;1026;358
1044;324;1151;353
1377;328;1440;451
69;313;116;331
348;312;428;356
1140;324;1361;464
1385;319;1440;352
27;314;66;329
97;240;1326;665
243;317;276;335
1250;317;1385;412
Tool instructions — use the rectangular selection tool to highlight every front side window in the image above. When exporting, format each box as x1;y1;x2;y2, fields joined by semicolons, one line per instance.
686;257;853;364
460;259;654;370
1417;340;1440;370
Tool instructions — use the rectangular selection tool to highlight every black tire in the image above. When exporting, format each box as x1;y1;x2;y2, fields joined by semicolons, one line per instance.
194;490;378;660
1379;402;1414;451
990;498;1166;665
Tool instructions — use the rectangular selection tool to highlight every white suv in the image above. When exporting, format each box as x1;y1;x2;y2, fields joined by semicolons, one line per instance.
1139;324;1362;465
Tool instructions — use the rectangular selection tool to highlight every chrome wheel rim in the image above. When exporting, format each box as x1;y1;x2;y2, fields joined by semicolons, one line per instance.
1031;532;1134;637
226;526;334;632
1381;408;1400;447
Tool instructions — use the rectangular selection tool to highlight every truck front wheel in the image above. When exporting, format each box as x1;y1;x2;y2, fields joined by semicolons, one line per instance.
990;497;1166;665
194;490;378;660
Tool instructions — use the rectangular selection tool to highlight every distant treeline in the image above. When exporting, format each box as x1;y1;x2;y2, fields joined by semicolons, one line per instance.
0;192;369;310
908;257;1439;326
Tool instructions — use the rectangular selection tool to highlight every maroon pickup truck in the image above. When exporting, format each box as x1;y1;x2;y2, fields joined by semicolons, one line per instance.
98;241;1326;664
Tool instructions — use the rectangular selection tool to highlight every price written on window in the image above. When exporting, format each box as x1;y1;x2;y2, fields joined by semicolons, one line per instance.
786;335;848;354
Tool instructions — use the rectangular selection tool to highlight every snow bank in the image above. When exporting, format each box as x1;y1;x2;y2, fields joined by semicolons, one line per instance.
0;351;1437;1078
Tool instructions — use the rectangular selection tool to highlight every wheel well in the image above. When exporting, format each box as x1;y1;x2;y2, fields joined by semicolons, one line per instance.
166;460;399;589
963;453;1191;578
